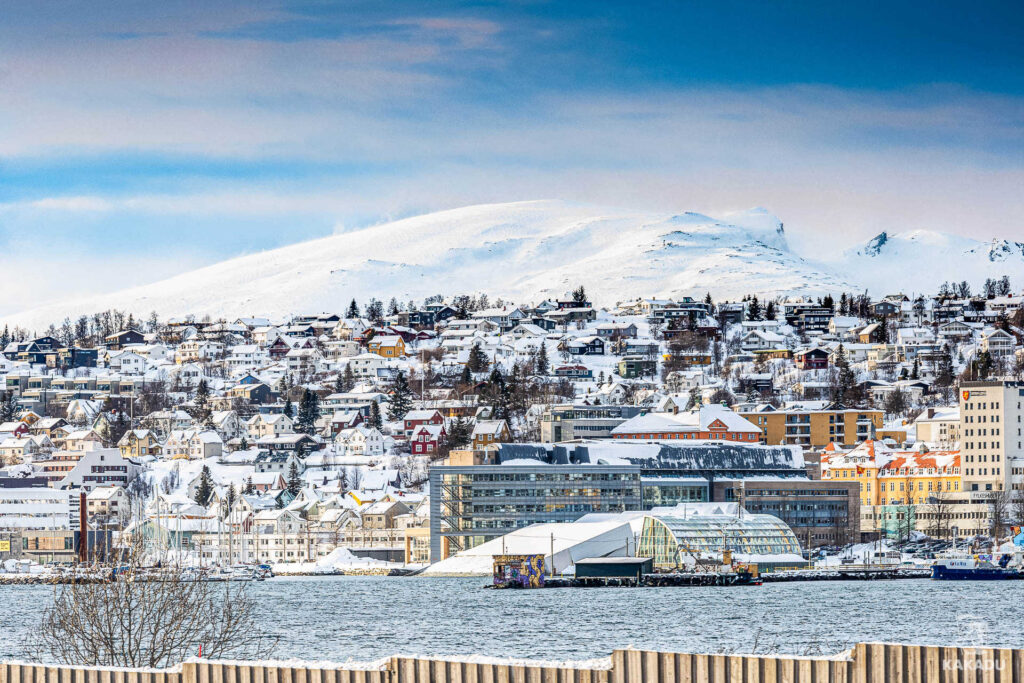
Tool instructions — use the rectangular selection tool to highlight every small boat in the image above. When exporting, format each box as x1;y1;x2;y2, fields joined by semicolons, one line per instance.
931;553;1023;580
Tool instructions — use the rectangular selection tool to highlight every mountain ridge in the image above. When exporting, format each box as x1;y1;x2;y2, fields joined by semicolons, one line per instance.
4;200;1024;330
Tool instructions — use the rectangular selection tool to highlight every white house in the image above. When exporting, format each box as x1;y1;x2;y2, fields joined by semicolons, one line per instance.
980;329;1015;358
106;350;148;375
337;426;386;457
246;413;294;440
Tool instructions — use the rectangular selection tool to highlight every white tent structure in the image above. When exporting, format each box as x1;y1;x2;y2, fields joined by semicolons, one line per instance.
421;519;636;576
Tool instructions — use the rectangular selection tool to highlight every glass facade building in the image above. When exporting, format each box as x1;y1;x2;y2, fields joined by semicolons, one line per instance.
429;465;642;561
637;512;803;570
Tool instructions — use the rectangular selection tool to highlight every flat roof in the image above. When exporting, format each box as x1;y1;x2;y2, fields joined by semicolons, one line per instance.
575;557;653;565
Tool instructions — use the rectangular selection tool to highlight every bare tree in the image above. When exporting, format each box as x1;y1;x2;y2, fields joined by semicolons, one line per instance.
990;490;1012;542
1014;490;1024;529
925;495;953;540
34;567;277;666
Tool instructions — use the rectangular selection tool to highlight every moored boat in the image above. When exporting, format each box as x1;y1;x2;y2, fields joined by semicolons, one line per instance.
931;553;1023;580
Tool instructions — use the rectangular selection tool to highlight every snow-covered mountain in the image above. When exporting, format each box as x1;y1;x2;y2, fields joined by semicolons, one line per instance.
836;229;1024;295
2;200;854;330
6;201;1023;330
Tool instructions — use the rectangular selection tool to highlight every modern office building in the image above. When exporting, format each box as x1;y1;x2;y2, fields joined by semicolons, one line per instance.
737;402;883;448
711;479;860;546
0;488;75;529
430;441;852;561
540;404;643;442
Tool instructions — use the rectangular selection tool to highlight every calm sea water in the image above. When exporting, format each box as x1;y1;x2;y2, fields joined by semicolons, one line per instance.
3;576;1023;662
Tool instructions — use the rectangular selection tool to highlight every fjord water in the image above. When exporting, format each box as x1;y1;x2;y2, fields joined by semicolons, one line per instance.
3;576;1022;662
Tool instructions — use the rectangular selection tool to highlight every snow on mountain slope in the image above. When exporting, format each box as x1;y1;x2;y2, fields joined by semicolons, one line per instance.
837;230;1024;295
3;200;854;329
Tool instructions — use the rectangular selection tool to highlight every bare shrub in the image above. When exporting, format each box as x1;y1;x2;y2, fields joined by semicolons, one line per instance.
33;570;277;666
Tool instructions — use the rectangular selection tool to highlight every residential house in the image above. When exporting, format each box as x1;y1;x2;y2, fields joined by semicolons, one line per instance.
740;330;786;352
104;330;146;351
246;413;294;440
254;451;302;474
338;426;386;457
117;430;162;459
211;410;242;441
471;420;511;449
794;347;829;371
980;329;1015;358
53;448;139;491
565;336;605;356
410;424;446;456
106;350;147;375
594;322;638;339
63;429;104;451
403;409;444;437
368;335;406;358
554;365;593;380
284;347;324;376
86;486;128;522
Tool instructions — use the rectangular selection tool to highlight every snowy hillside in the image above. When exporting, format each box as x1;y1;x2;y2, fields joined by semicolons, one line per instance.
836;230;1024;295
3;200;854;329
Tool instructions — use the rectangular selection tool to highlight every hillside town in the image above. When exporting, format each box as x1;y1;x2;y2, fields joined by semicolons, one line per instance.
1;281;1023;573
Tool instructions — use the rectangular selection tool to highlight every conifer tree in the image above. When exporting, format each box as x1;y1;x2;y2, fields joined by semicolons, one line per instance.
459;365;472;386
765;300;776;322
286;460;302;495
347;299;360;318
831;344;857;405
746;296;762;321
194;465;214;506
467;344;489;373
295;389;320;435
884;388;907;416
366;299;384;323
388;371;414;421
192;379;212;427
935;345;955;388
226;484;237;515
243;476;255;495
975;350;994;379
282;396;294;419
368;400;383;429
336;364;356;393
0;392;16;423
535;342;549;375
446;417;471;449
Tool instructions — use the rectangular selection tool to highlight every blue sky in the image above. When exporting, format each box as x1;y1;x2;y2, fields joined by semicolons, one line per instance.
1;0;1022;312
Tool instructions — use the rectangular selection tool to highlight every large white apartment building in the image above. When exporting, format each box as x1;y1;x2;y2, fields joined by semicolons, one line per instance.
959;380;1024;498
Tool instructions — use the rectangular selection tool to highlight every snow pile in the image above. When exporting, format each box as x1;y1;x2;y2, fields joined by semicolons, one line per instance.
272;547;399;575
1;558;46;575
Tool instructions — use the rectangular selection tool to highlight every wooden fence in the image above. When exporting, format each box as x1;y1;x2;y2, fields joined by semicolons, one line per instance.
6;643;1024;683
